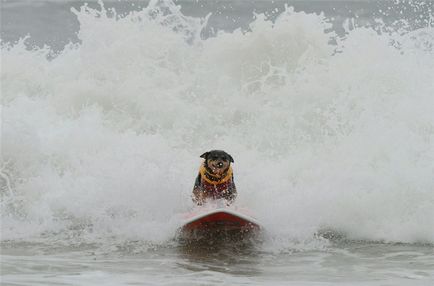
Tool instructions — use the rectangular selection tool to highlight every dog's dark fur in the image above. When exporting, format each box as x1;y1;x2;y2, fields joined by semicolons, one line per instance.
192;150;237;205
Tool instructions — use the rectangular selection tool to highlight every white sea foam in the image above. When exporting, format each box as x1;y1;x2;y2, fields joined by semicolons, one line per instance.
1;0;434;247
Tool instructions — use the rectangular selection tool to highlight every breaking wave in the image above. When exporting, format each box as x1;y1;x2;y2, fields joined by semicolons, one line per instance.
1;0;434;249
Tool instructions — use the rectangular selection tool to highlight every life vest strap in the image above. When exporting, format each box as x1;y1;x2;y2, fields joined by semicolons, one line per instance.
199;165;232;185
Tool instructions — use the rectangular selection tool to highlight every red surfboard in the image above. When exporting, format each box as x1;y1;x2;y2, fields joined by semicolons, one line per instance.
180;208;261;239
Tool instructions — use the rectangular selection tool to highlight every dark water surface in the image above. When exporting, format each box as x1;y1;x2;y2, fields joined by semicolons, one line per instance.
2;240;434;285
2;0;433;50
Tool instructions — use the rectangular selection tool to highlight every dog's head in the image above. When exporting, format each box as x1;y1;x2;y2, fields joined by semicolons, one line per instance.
200;150;234;176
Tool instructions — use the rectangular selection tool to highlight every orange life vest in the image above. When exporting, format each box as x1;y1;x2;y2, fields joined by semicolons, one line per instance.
199;165;234;200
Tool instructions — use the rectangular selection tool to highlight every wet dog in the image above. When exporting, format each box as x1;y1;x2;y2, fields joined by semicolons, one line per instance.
192;150;237;205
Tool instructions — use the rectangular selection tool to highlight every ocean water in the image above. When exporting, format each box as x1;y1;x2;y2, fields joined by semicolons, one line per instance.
1;0;434;285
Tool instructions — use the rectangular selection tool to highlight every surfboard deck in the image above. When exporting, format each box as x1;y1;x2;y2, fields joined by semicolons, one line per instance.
179;208;261;239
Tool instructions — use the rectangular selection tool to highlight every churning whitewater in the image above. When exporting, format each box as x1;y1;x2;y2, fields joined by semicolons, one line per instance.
1;0;434;250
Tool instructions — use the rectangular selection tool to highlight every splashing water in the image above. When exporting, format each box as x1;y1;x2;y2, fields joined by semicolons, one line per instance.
1;0;434;250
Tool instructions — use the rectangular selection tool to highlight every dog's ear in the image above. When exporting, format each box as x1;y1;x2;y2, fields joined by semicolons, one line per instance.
200;152;209;159
228;154;234;163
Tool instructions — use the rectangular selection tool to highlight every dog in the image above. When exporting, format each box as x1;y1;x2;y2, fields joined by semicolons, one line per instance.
192;150;237;205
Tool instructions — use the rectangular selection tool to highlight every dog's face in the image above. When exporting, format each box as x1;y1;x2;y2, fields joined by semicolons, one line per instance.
200;150;234;176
